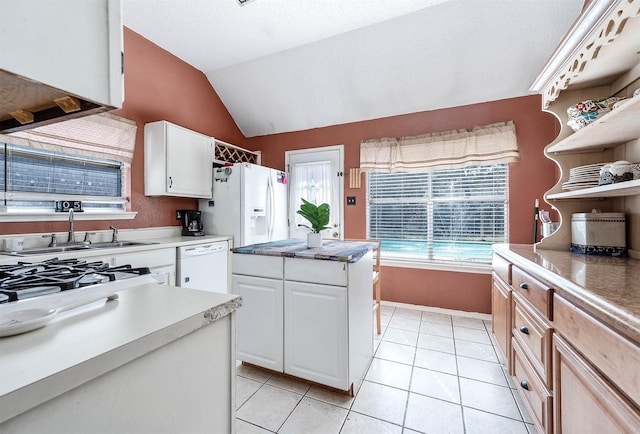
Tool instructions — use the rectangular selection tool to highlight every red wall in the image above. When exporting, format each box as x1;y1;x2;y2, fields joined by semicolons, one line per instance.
1;29;560;314
0;28;246;236
246;96;560;313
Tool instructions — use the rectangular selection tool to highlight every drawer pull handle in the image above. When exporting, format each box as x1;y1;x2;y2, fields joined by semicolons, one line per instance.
519;326;529;335
520;380;529;390
519;283;529;290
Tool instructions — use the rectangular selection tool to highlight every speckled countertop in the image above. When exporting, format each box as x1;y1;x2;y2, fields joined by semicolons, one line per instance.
493;244;640;343
232;238;379;262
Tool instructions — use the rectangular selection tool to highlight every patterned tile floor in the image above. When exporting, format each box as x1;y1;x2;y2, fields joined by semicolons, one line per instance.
236;303;535;433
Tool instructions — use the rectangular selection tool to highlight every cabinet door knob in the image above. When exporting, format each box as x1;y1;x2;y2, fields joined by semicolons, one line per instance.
519;326;529;335
520;380;529;390
519;283;529;290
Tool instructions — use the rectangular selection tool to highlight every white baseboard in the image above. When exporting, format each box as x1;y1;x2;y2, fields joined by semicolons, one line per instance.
380;300;491;321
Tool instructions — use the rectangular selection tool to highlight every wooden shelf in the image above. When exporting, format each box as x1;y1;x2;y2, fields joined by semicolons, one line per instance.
547;179;640;200
547;96;640;154
213;139;259;164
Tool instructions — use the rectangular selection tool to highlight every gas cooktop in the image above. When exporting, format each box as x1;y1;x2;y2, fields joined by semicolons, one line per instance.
0;258;151;304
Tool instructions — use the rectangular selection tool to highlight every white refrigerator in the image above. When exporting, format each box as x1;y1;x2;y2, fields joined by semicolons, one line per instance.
199;163;288;247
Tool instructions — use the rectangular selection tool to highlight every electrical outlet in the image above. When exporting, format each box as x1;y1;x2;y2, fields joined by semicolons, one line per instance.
208;200;214;207
347;196;356;205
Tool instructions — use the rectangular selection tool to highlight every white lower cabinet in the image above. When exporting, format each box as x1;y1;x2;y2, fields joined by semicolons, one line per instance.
232;274;284;371
232;252;373;393
284;280;348;389
85;247;177;286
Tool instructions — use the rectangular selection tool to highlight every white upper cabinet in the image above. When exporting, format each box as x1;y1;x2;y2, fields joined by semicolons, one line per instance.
144;121;214;199
0;0;123;132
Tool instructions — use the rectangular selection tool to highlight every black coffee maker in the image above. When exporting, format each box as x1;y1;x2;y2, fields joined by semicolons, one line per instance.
177;210;205;236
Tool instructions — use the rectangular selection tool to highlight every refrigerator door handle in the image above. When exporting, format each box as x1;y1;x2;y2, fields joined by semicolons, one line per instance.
267;175;275;240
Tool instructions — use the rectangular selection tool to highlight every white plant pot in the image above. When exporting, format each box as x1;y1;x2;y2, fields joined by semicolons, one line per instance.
307;232;323;248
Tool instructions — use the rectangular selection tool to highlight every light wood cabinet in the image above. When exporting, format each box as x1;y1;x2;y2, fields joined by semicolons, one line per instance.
554;294;640;410
491;274;511;365
493;247;640;434
530;1;640;257
491;254;512;365
513;291;553;388
553;334;640;434
144;121;214;199
509;266;555;433
513;337;553;434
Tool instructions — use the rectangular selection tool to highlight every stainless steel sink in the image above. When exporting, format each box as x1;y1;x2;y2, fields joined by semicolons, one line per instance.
4;245;92;256
88;241;158;249
2;241;157;256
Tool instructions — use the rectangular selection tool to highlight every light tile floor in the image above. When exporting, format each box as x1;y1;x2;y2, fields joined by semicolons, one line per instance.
236;304;535;433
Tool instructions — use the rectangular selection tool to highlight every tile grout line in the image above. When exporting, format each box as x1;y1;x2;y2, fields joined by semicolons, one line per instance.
399;311;419;431
235;306;532;433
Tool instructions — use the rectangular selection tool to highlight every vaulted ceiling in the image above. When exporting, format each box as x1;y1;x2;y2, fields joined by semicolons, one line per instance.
122;0;584;137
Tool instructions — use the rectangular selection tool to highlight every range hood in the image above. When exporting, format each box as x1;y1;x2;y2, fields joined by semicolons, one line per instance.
0;70;113;134
0;0;123;134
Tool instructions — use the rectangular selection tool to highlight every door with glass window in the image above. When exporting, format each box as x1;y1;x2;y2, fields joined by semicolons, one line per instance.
286;146;344;240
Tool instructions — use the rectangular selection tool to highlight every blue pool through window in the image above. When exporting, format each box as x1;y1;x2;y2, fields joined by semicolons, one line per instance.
367;164;508;264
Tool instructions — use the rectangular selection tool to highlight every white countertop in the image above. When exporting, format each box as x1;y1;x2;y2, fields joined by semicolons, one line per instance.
0;229;232;264
0;280;241;423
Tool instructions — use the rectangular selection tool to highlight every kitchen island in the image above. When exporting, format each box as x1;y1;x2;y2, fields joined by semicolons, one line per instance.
232;239;377;395
0;282;242;433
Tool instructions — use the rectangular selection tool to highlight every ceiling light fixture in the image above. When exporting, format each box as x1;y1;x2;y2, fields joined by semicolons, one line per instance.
236;0;257;6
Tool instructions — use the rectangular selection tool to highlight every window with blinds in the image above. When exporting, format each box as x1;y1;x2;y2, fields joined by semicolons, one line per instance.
367;164;508;264
0;143;126;211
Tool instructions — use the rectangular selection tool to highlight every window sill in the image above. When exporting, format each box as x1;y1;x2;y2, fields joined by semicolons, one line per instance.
0;211;138;223
381;257;492;274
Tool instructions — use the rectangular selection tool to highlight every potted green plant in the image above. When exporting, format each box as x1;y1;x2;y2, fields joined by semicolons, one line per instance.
297;198;331;248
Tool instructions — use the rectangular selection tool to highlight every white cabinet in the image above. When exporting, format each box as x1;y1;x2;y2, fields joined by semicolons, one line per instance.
0;0;123;131
232;274;284;371
86;247;177;286
144;121;213;198
232;252;373;393
284;280;348;389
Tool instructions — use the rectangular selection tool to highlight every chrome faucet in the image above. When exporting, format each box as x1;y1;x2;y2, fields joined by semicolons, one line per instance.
110;225;118;243
67;209;75;243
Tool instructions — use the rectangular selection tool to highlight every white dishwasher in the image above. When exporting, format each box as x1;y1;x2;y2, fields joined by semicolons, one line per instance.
176;241;229;293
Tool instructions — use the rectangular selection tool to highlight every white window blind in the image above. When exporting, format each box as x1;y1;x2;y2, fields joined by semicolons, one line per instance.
367;164;508;263
360;121;519;172
0;143;126;211
1;112;137;164
0;112;134;213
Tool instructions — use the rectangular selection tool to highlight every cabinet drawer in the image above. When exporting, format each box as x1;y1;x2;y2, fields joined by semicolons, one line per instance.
492;254;511;285
284;258;347;286
554;294;640;407
512;266;553;320
512;337;553;434
232;254;283;279
512;292;553;389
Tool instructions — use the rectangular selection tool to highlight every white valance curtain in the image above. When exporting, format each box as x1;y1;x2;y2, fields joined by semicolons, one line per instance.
0;112;137;164
360;121;519;172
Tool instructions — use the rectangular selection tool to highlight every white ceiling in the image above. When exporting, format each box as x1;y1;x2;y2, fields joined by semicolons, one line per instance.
122;0;584;137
